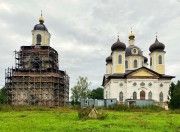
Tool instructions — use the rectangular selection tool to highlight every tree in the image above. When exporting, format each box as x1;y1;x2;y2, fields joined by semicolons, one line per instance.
0;87;8;104
71;77;91;103
90;87;104;99
168;81;180;109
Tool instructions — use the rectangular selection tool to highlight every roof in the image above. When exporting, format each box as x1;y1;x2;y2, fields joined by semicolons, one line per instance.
111;38;126;51
34;23;48;31
102;66;175;86
125;45;143;57
149;38;165;52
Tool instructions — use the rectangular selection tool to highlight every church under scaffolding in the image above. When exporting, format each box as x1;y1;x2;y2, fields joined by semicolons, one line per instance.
5;14;69;106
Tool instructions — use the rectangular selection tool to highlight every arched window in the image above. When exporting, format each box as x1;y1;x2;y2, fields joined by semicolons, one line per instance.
150;57;152;66
159;92;163;102
148;91;152;100
159;55;162;64
134;59;137;68
36;34;42;44
140;90;145;100
119;92;123;102
125;60;128;69
118;55;122;64
133;92;137;100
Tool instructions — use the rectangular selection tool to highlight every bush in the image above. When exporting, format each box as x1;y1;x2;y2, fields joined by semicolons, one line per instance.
78;107;107;120
78;107;91;120
108;104;163;112
0;87;7;104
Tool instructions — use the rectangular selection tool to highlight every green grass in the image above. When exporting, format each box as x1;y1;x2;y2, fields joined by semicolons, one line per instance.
0;106;180;132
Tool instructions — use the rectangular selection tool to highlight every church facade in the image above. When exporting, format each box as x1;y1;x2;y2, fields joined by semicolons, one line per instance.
102;32;175;104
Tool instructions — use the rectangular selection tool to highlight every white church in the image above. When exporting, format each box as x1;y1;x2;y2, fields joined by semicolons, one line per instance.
102;31;175;104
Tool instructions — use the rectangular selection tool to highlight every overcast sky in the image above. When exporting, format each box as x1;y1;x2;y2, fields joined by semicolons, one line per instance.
0;0;180;91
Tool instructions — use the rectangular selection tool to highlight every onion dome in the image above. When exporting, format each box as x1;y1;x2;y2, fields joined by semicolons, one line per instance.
125;45;143;57
106;55;112;63
144;56;148;63
111;38;126;51
33;14;48;31
149;37;165;52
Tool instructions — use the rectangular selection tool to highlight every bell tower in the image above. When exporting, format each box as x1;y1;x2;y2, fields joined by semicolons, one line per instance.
32;12;51;46
111;36;126;74
149;35;165;74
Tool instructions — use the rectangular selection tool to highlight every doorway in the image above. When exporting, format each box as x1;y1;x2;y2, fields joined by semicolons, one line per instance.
140;90;145;100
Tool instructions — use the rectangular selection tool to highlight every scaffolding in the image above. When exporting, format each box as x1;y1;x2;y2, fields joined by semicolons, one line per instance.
5;45;69;106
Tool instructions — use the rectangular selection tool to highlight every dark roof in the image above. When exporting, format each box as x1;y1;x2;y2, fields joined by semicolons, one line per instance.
125;45;143;57
102;66;175;86
34;23;48;31
144;56;148;63
149;38;165;52
111;38;126;51
106;55;112;63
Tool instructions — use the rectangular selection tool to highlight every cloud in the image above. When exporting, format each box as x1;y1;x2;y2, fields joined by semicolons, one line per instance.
0;0;180;92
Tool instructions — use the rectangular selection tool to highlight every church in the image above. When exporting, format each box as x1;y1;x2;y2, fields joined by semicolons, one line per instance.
102;31;175;104
5;14;69;106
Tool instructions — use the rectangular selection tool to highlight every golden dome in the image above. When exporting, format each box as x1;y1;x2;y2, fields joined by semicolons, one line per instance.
129;33;135;39
39;11;44;24
129;28;135;39
39;16;44;22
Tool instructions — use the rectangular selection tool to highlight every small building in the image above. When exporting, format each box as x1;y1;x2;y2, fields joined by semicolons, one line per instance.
125;99;154;107
81;99;117;108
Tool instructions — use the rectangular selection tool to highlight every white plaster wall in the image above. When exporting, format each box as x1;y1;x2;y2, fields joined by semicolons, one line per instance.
104;78;171;102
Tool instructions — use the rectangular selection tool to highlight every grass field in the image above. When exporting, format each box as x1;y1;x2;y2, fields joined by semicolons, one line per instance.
0;106;180;132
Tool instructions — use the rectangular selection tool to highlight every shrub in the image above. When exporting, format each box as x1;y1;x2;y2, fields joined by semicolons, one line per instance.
107;104;163;112
78;107;92;120
78;107;107;120
108;104;129;111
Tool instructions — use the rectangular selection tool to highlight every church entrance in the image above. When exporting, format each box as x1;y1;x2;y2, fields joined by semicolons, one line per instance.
140;90;145;100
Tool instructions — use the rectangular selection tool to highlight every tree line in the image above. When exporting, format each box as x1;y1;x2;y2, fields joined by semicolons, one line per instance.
168;81;180;109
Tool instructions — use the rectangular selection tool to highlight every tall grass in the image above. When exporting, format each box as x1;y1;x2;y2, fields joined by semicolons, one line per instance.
108;104;164;112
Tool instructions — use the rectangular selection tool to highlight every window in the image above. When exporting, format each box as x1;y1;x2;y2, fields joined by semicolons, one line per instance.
149;82;152;87
125;60;128;69
140;90;145;100
150;57;152;66
133;92;137;100
159;55;162;64
119;92;123;101
148;91;152;100
134;59;137;68
142;61;143;66
133;82;137;86
119;83;123;87
140;82;145;86
159;92;163;102
160;83;163;87
118;55;122;64
36;34;42;44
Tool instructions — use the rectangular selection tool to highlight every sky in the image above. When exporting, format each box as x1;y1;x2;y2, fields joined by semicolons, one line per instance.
0;0;180;92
